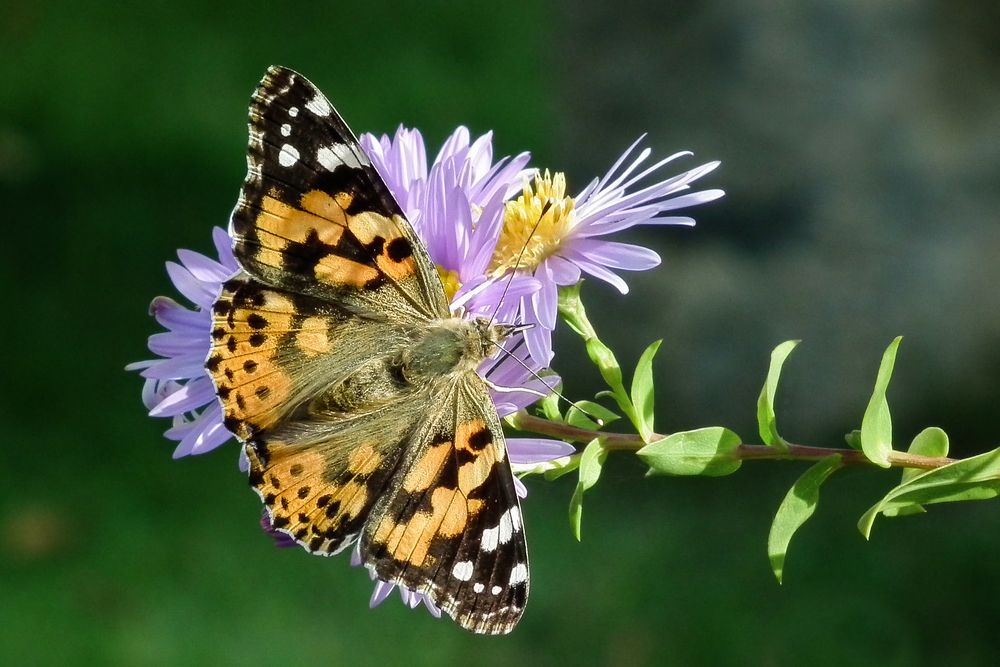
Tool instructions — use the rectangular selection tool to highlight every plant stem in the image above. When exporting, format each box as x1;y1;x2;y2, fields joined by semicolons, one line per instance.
509;411;955;470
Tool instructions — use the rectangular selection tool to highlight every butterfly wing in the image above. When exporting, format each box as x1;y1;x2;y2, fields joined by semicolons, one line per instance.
207;275;410;440
231;65;449;322
245;394;423;557
362;374;528;635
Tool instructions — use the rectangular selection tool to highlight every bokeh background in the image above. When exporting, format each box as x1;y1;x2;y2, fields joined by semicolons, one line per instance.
4;2;1000;665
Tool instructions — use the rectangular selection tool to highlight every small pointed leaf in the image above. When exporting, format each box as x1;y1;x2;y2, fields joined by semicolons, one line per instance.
558;284;635;421
630;339;662;442
860;337;902;467
844;430;863;450
539;388;563;423
756;340;800;449
568;400;620;427
569;439;607;540
767;455;843;583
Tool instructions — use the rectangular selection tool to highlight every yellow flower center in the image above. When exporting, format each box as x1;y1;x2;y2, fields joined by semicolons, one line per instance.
436;265;463;302
489;170;575;276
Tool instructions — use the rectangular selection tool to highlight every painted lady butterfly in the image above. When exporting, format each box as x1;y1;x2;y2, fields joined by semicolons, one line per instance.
206;66;529;634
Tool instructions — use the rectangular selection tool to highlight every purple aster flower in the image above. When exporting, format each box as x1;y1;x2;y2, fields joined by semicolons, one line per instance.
126;227;239;457
488;140;724;363
360;126;543;341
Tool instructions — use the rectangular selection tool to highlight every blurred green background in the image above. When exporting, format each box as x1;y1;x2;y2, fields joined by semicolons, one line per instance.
5;2;1000;665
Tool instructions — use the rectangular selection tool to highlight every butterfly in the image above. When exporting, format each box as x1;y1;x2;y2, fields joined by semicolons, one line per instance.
205;66;530;634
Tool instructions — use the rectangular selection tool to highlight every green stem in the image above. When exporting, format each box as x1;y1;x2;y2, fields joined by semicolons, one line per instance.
509;411;955;471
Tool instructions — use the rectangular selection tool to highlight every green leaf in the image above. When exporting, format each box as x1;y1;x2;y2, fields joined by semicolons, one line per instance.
756;340;800;449
638;427;743;477
860;337;903;467
630;339;662;442
543;455;582;481
565;400;619;431
585;337;628;405
844;430;863;450
858;446;1000;538
566;408;600;431
901;427;949;484
557;283;594;338
569;400;620;426
767;455;843;584
569;439;607;540
538;387;563;423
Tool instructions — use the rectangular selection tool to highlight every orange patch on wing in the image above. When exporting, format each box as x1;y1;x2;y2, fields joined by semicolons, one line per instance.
314;253;380;287
250;442;374;554
300;189;351;226
379;486;481;568
346;210;395;244
209;290;297;436
295;316;331;356
347;212;417;283
455;419;500;494
347;443;383;477
257;193;346;247
402;441;452;492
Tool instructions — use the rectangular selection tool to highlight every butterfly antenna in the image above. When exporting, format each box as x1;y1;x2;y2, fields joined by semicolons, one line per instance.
483;195;602;423
487;199;553;328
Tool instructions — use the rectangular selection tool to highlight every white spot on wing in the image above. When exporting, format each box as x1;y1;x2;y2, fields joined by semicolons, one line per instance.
452;560;474;581
473;583;484;593
288;106;299;117
510;506;522;531
491;585;502;595
498;509;513;545
305;92;332;117
316;143;367;171
278;144;299;167
280;123;291;137
481;525;499;552
509;563;528;585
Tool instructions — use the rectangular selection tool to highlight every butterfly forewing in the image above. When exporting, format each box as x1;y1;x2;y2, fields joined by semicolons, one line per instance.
231;65;448;321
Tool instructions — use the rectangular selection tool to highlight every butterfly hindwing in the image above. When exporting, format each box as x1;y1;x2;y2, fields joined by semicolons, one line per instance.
231;65;448;321
362;374;528;635
245;396;424;556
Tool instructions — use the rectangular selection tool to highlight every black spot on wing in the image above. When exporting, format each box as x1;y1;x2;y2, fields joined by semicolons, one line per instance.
467;428;493;451
246;313;268;329
386;237;413;262
280;228;330;275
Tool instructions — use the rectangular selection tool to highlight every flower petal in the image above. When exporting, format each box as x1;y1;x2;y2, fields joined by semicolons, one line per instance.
570;239;661;271
561;250;631;294
508;438;577;465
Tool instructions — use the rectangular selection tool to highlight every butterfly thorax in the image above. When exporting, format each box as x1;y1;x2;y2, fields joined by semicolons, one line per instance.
304;317;513;417
400;317;514;384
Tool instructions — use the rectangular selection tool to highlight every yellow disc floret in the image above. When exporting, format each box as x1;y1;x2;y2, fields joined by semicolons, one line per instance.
489;170;575;276
436;265;463;303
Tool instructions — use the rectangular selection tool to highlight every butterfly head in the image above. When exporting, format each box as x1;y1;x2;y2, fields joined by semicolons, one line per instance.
471;317;533;357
